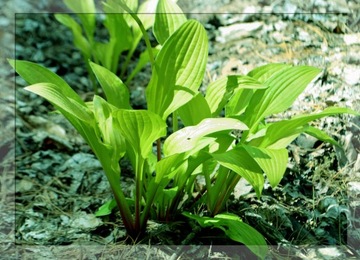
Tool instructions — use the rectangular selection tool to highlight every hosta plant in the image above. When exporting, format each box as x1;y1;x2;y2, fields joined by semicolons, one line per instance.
55;0;184;91
11;1;359;259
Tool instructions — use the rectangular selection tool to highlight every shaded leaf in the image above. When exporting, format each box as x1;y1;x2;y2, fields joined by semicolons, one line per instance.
113;109;167;158
211;146;264;197
183;212;267;259
243;145;288;187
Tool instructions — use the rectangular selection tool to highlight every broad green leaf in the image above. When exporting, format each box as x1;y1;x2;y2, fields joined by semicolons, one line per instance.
63;0;96;40
211;147;264;198
177;93;211;126
138;0;158;30
243;145;288;187
146;20;208;120
247;63;290;82
64;0;96;13
9;59;85;105
183;212;267;259
153;0;187;45
164;118;248;155
54;14;91;58
244;65;321;132
93;96;126;160
25;83;93;122
89;61;131;109
259;107;360;148
113;109;167;158
205;75;266;116
225;88;255;116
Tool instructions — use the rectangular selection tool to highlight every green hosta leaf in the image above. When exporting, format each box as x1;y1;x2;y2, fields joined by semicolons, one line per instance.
177;93;211;126
244;65;321;132
113;109;167;158
63;0;96;40
138;0;158;30
9;59;85;105
259;107;360;148
183;212;267;259
243;145;288;187
248;63;290;82
93;96;126;160
211;147;264;198
225;88;255;117
89;61;131;109
103;0;138;26
205;75;266;116
64;0;96;13
146;20;208;120
164;118;248;156
153;0;187;45
25;83;93;122
54;14;91;58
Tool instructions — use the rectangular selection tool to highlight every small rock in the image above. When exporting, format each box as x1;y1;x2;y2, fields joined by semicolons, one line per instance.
296;134;318;149
354;154;360;173
343;66;360;85
274;20;287;31
70;211;102;230
233;178;252;198
217;21;263;43
0;17;10;27
317;247;344;259
344;33;360;45
348;182;360;196
46;124;66;139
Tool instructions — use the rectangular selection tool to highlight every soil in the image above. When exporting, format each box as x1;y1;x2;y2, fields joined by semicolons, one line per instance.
1;0;360;259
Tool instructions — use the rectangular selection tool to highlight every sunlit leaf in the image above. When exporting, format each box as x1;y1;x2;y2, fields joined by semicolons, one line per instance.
9;59;85;104
113;109;167;158
146;20;208;120
90;61;131;109
63;0;96;40
244;65;321;132
164;118;248;155
178;93;211;126
259;107;359;148
205;75;266;116
153;0;187;45
93;96;126;160
25;83;93;122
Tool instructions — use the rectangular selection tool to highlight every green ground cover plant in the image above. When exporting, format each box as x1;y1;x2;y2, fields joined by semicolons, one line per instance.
11;0;359;259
